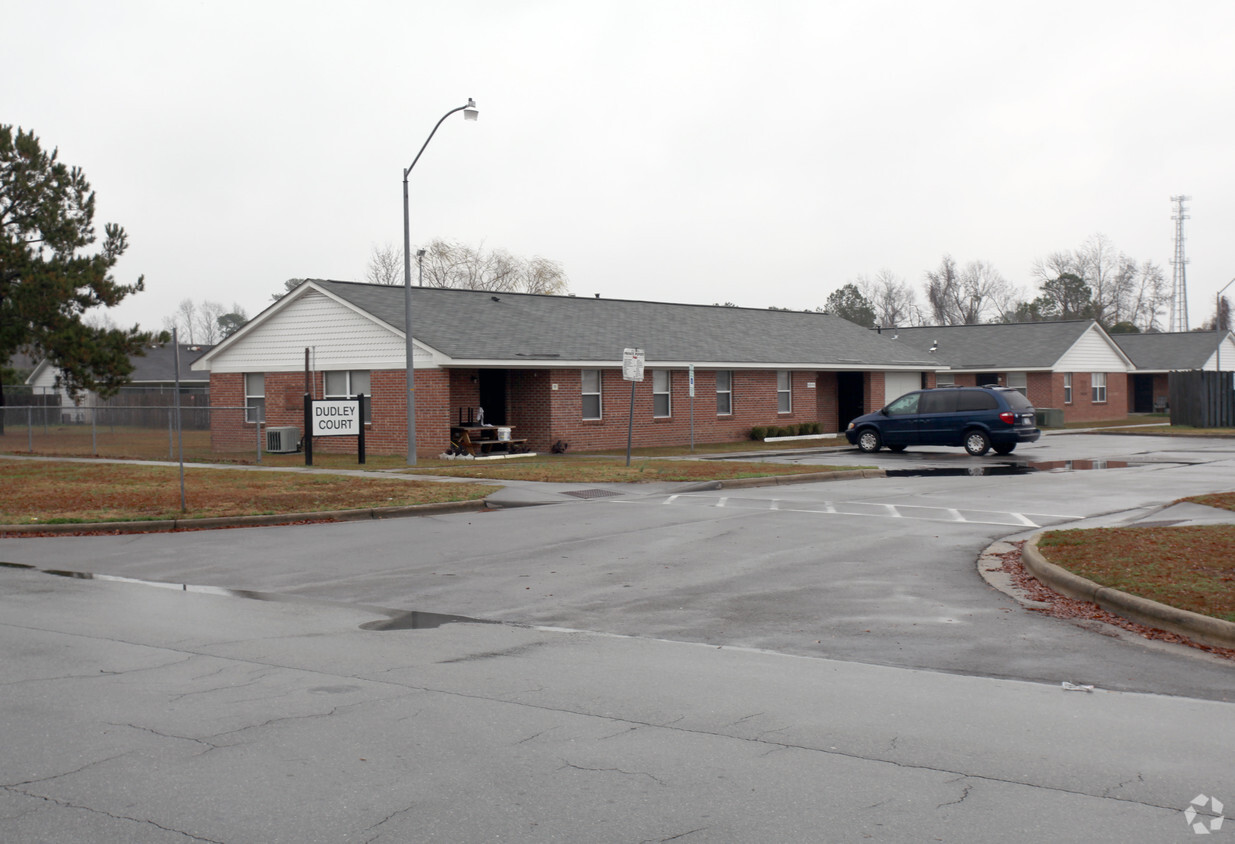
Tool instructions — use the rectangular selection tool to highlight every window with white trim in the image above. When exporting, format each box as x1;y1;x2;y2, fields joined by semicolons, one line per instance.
652;370;671;417
244;373;265;423
325;370;372;423
581;369;602;420
1091;372;1107;403
777;370;792;413
1005;371;1027;395
1063;373;1073;404
716;370;733;415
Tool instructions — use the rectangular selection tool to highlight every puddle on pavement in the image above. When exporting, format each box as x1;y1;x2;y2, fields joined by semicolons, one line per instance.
886;459;1150;477
2;563;493;632
360;611;497;631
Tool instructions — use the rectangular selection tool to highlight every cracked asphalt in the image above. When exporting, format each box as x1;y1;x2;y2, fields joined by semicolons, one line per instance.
1;433;1234;841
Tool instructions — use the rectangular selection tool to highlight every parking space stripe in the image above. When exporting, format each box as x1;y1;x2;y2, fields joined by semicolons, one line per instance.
654;494;1074;528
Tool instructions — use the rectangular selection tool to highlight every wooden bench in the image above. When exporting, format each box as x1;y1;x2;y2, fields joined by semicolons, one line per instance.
452;426;529;456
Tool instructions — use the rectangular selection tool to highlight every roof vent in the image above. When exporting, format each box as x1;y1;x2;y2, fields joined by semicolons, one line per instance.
491;296;500;302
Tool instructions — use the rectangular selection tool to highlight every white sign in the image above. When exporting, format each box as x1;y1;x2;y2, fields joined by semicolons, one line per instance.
622;348;645;382
689;364;695;397
312;400;361;437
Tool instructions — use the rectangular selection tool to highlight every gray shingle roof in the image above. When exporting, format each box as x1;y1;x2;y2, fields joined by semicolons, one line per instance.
312;281;940;368
127;344;214;384
886;321;1098;369
1112;331;1224;371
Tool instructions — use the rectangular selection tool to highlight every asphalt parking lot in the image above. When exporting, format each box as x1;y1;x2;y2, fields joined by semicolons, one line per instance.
2;431;1233;842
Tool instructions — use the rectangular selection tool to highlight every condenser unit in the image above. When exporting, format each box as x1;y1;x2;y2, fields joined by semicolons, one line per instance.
265;426;301;453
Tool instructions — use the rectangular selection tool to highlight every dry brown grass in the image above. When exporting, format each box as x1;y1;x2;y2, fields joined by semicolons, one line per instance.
1036;491;1235;623
406;454;856;483
0;461;492;524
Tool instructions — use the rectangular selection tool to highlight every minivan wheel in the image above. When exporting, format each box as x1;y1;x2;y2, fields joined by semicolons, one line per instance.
964;430;991;456
857;429;882;453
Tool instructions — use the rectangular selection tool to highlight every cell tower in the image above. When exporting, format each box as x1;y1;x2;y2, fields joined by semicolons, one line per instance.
1169;194;1190;332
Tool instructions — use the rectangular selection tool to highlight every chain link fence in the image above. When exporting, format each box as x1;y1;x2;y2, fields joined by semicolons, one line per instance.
0;386;272;462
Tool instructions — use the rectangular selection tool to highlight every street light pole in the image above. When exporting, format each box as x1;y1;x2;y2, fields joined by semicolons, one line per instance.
1217;277;1235;373
402;98;478;465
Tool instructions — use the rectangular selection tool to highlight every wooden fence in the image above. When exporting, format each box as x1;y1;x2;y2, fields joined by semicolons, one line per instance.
1169;371;1235;428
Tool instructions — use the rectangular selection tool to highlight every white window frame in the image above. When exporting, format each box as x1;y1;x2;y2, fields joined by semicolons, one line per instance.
244;373;265;424
1063;373;1073;404
581;369;602;420
1091;372;1107;403
716;370;733;416
324;370;372;423
936;372;955;387
652;370;672;418
1005;371;1027;395
777;370;792;414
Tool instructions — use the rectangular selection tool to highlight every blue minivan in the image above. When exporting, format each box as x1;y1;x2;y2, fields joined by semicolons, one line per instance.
845;386;1041;456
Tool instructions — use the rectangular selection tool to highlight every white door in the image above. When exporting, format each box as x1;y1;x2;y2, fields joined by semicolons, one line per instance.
883;372;921;406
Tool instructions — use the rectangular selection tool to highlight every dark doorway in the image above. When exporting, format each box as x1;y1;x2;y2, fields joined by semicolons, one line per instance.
478;370;507;425
1132;373;1154;413
976;372;1000;387
836;372;865;431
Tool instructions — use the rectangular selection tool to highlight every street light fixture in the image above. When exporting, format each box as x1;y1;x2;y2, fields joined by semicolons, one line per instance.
402;98;478;465
1217;276;1235;373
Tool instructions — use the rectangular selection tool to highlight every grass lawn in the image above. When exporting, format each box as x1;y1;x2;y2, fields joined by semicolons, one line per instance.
0;461;493;525
1035;491;1235;623
405;454;858;483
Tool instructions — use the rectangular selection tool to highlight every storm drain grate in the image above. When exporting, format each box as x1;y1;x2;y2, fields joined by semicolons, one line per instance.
564;488;624;499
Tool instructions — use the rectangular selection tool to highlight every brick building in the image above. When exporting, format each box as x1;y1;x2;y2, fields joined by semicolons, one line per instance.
192;281;942;456
887;321;1136;425
1113;330;1235;413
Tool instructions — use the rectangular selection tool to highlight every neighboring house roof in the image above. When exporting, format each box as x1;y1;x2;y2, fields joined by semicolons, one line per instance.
1112;331;1234;372
887;321;1134;371
26;344;213;390
197;281;942;370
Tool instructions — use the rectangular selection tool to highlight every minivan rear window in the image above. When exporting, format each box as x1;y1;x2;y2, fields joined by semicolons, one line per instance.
1001;390;1033;410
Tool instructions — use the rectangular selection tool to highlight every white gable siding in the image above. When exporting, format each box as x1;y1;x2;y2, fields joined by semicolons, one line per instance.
1203;335;1235;371
201;290;437;374
1056;326;1131;372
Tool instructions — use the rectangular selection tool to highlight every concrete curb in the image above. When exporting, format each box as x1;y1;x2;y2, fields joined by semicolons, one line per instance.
0;498;491;536
674;468;886;492
1022;533;1235;651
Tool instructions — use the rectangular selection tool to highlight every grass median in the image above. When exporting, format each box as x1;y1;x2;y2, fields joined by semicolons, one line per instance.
1034;492;1235;623
406;454;859;483
0;461;494;525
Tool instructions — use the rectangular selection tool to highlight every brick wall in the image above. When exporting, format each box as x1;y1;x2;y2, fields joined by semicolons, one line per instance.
209;368;452;456
211;365;927;455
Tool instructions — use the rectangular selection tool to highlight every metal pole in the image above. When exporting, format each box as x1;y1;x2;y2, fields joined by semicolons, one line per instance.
626;380;635;467
403;174;417;466
402;98;477;466
172;329;186;513
27;406;32;452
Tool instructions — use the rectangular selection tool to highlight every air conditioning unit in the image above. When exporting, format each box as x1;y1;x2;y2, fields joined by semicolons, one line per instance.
265;426;301;453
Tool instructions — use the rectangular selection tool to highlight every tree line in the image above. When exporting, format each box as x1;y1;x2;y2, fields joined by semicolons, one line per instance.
824;234;1227;334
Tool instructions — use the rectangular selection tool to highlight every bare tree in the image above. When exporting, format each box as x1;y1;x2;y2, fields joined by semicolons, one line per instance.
858;269;920;328
163;299;242;345
401;239;569;295
164;299;199;344
365;243;403;286
924;256;1014;325
1031;234;1169;331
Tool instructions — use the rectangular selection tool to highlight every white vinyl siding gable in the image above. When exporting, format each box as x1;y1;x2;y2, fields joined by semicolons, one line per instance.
1056;325;1133;372
201;290;423;374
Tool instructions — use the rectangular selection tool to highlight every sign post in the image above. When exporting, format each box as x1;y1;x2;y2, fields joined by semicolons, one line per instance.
304;395;366;465
622;348;644;467
688;364;695;453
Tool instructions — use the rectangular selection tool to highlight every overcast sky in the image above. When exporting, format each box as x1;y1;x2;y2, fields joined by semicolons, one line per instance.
11;1;1235;335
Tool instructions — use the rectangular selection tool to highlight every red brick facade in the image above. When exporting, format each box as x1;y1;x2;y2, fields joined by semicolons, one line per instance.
210;366;879;455
943;371;1129;424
